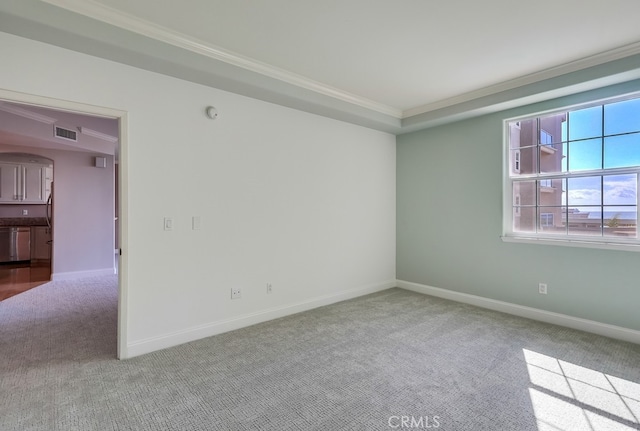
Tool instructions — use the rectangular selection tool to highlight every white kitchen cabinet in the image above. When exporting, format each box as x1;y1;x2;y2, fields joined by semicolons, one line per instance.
0;163;19;203
31;226;52;261
23;164;51;203
0;162;51;203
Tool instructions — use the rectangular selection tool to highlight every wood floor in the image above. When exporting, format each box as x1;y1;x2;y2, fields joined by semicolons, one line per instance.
0;261;51;301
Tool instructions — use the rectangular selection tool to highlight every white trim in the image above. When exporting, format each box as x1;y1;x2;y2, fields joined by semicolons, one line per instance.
124;279;396;359
44;0;640;122
403;40;640;119
80;127;118;143
396;279;640;345
501;235;640;252
0;101;57;124
0;89;126;119
39;0;402;119
117;112;129;360
51;267;116;281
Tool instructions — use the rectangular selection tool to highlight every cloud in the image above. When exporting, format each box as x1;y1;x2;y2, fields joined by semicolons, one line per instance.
566;176;637;205
608;188;635;198
568;189;601;205
604;176;637;204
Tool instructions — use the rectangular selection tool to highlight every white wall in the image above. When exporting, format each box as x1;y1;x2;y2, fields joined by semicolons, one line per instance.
0;32;396;357
0;144;115;277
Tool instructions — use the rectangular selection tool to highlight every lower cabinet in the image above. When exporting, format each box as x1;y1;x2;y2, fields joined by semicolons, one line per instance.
31;226;52;261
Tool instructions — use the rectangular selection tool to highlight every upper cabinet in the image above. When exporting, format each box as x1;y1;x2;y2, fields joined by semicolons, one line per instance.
0;154;53;204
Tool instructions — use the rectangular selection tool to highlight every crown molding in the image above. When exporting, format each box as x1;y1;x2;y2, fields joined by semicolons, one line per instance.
22;1;640;131
0;101;57;124
39;0;403;119
403;40;640;119
80;126;118;143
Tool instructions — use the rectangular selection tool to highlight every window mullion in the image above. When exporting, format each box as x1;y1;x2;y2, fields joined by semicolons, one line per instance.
600;106;605;170
600;107;605;237
512;166;640;181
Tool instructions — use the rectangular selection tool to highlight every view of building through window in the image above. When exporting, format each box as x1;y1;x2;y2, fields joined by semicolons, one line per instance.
508;96;640;240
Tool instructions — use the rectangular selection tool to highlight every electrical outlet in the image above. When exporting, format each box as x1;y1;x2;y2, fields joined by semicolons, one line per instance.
266;283;273;294
539;283;548;295
231;287;242;299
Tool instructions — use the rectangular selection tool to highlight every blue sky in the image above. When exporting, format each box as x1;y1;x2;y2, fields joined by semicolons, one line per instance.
559;98;639;212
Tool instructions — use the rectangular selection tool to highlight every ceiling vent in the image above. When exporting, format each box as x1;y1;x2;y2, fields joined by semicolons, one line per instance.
54;125;78;142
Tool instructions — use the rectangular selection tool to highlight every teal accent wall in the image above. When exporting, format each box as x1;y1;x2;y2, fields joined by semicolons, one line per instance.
397;80;640;331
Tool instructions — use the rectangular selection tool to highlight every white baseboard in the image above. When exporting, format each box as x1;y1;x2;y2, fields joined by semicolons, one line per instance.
396;279;640;345
124;279;397;359
51;268;116;281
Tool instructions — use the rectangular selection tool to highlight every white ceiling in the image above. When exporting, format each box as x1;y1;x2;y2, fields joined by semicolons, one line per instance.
1;0;640;133
88;0;640;112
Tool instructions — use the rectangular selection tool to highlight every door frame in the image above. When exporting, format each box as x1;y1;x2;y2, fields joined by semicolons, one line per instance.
0;88;129;359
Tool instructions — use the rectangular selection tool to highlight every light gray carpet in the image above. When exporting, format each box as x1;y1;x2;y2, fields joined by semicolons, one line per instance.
1;277;640;431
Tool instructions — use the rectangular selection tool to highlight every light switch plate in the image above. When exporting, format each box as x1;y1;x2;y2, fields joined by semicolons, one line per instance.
192;216;201;230
164;217;173;231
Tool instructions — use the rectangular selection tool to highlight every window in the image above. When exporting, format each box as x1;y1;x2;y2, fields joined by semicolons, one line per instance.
540;213;554;227
504;95;640;250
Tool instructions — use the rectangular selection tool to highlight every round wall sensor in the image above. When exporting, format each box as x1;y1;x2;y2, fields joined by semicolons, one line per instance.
205;106;218;120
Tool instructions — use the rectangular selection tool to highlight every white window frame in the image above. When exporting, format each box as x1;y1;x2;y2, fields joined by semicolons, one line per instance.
502;93;640;252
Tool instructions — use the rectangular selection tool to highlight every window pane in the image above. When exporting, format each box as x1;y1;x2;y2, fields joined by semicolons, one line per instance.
603;133;640;169
603;206;637;238
538;207;566;234
567;139;601;171
567;176;601;207
514;206;536;233
516;146;537;174
603;174;637;206
508;121;521;149
509;119;537;149
513;181;536;206
604;98;640;136
568;208;602;236
539;142;565;173
568;106;602;140
539;113;566;144
538;179;562;207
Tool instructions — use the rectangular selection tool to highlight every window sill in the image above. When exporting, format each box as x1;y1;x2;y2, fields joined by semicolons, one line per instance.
501;235;640;252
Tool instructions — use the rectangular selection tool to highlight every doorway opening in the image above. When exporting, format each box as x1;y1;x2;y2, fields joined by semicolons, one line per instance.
0;90;127;359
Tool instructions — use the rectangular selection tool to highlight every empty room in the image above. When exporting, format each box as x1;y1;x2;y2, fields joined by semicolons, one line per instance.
1;1;640;430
